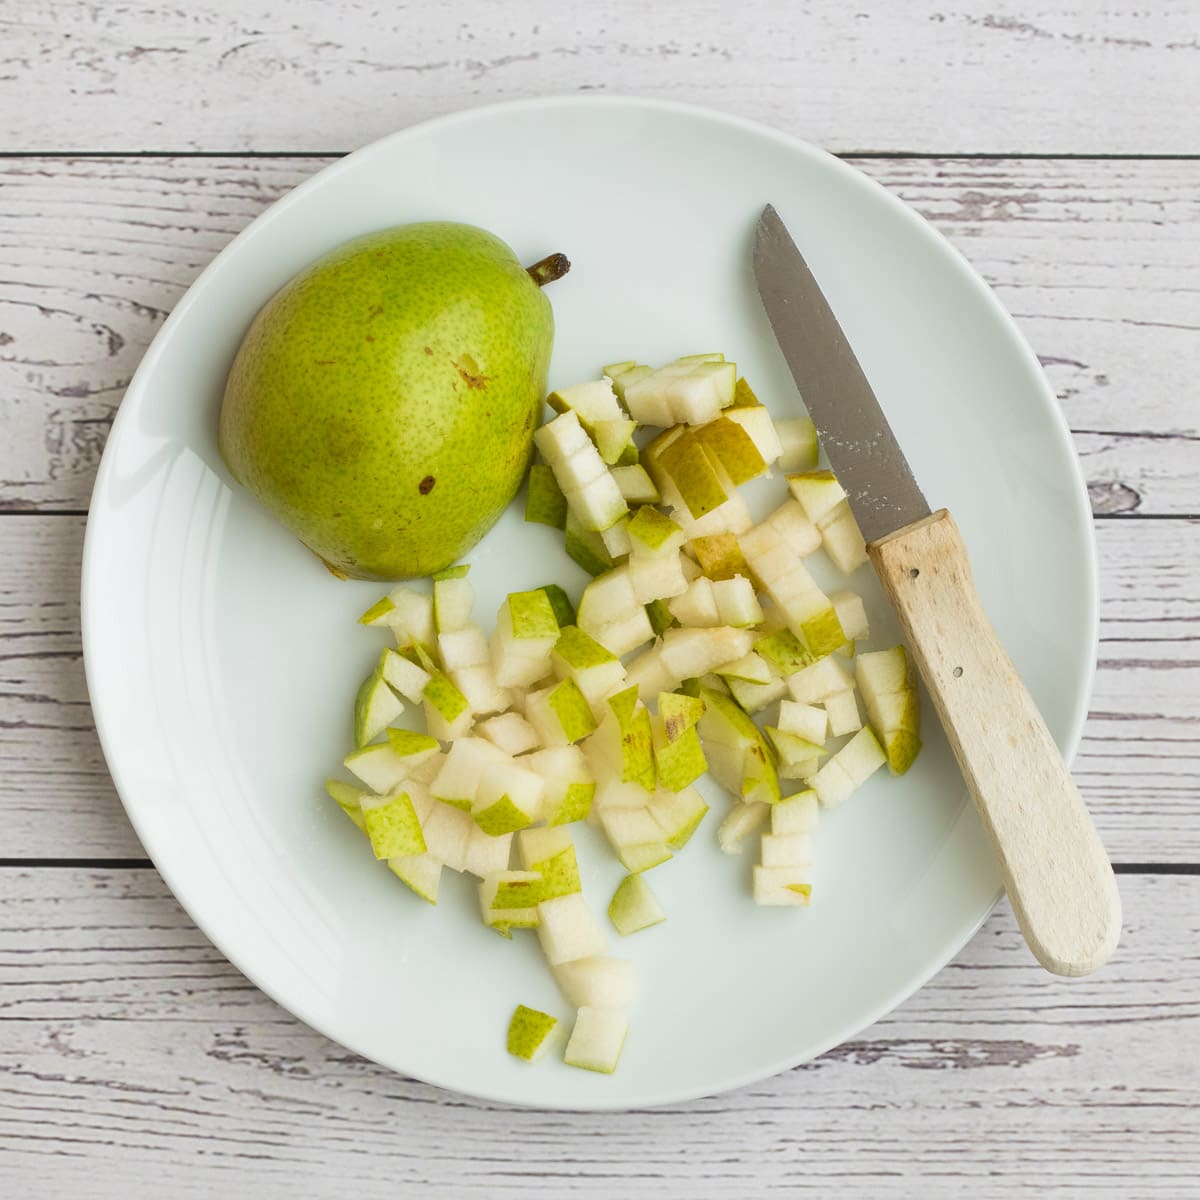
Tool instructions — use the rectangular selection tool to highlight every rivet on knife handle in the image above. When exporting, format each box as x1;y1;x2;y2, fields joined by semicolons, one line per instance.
870;510;1121;976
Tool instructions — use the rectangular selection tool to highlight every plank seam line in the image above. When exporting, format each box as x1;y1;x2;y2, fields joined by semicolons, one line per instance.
1;150;1199;163
0;859;1196;873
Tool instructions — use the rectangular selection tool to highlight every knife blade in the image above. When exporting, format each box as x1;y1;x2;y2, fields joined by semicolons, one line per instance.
754;203;930;544
752;202;1120;979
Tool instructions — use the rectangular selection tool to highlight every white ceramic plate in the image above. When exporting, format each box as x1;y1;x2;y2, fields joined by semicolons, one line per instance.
82;96;1096;1109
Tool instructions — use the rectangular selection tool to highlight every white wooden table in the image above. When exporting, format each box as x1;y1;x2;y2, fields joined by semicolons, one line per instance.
2;4;1197;1195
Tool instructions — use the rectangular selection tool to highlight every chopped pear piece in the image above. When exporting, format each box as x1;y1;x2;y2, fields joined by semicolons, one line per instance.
577;565;655;657
775;416;819;471
547;378;625;432
324;778;368;832
553;957;637;1008
354;664;405;748
760;831;814;869
777;700;828;745
753;865;813;906
689;532;751;581
856;646;922;775
829;590;869;641
787;654;854;704
724;403;784;464
525;677;598;746
461;826;513;878
717;801;770;853
344;734;439;794
623;644;679;704
564;1006;629;1074
533;406;592;465
811;727;887;808
693;416;769;485
755;627;813;676
648;785;709;849
725;672;788;715
598;805;673;873
380;647;432;703
387;852;442;903
516;824;573;868
507;1005;559;1061
525;746;595;826
711;575;763;628
771;790;821;835
382;587;436;649
608;874;666;935
697;688;780;806
538;583;575;629
421;662;473;740
564;509;617;576
824;689;863;736
473;762;545;834
360;790;426;860
433;574;474;633
655;430;729;518
714;653;773;685
658;626;755;682
819;504;869;574
479;870;541;935
421;800;476;872
598;516;632;559
477;711;541;756
611;464;661;504
491;590;560;687
762;498;822;557
525;461;568;529
787;469;846;527
584;686;656;792
551;626;627;716
651;705;708;792
536;893;609;965
431;736;507;809
668;576;722;627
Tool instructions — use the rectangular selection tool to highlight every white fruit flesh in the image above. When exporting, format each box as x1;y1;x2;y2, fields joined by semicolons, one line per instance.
564;1006;629;1074
553;957;637;1008
461;827;513;877
777;700;828;745
611;464;661;504
771;790;820;835
431;737;507;808
434;576;474;633
753;865;813;906
724;405;783;463
830;590;869;640
668;576;721;627
760;832;814;868
532;408;592;466
711;575;763;627
385;587;435;649
820;505;869;573
775;416;818;471
717;801;770;853
627;549;689;604
477;712;541;756
608;873;666;935
811;727;886;808
421;801;476;872
536;893;609;965
824;689;863;736
787;655;854;704
381;649;431;703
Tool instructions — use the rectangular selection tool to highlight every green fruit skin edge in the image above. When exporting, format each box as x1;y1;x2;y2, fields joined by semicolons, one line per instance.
219;223;555;580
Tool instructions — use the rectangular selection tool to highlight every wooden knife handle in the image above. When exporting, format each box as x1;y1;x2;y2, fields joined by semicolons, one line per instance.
868;509;1121;977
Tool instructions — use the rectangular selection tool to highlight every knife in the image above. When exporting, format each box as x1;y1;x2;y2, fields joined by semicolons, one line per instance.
753;203;1120;977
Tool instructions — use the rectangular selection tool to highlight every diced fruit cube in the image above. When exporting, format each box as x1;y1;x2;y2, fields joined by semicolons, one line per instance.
608;874;666;935
360;791;426;860
771;790;820;835
536;894;609;965
717;801;770;853
552;957;637;1008
775;416;818;471
752;865;813;906
564;1006;629;1074
507;1005;559;1061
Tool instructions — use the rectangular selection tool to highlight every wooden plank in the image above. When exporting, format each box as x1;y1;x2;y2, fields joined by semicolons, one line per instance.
0;867;1195;1195
2;2;1200;154
1;156;1196;515
0;515;1195;861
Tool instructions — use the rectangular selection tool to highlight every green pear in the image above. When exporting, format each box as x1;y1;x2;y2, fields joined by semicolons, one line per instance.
219;223;569;580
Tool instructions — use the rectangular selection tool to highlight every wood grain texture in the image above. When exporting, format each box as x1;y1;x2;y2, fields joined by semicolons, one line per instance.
3;2;1200;154
0;867;1195;1196
2;156;1196;515
0;515;1194;861
871;509;1121;976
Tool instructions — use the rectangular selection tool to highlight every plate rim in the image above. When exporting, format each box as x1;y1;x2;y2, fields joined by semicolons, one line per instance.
80;93;1099;1110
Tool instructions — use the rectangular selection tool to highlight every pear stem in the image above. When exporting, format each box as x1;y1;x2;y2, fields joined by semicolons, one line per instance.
526;253;571;287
